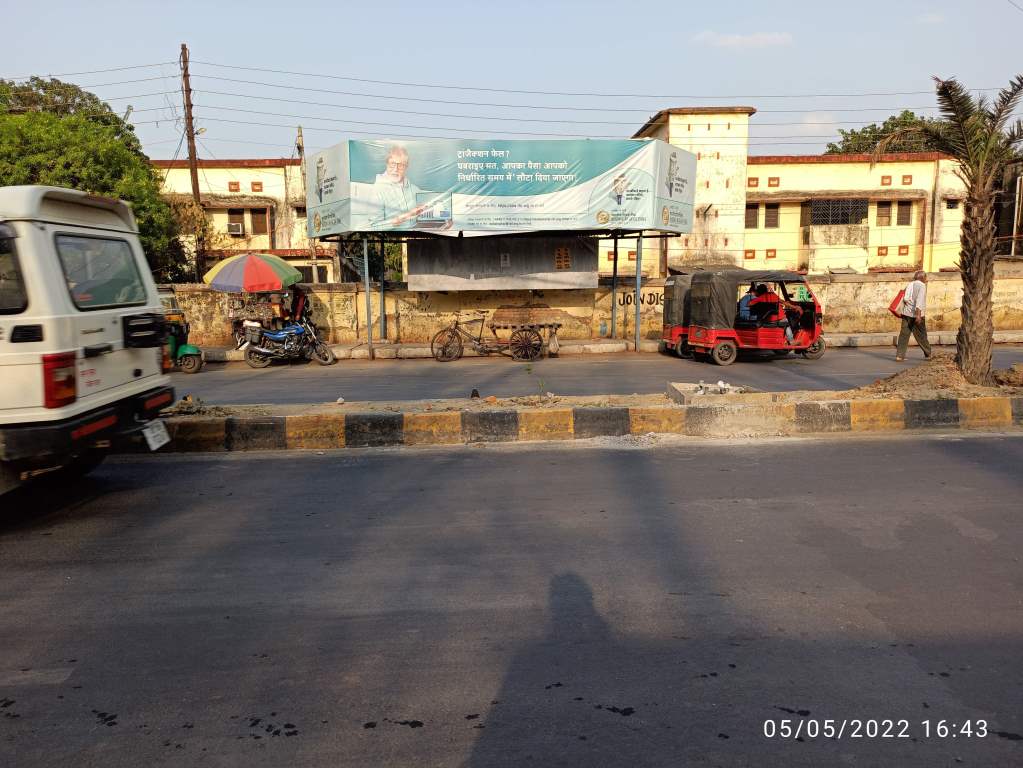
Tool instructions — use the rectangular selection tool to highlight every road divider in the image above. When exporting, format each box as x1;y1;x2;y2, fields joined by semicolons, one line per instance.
150;394;1023;453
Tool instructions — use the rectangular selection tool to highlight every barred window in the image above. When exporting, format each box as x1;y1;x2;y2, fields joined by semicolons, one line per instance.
809;199;868;225
897;201;912;226
765;203;780;228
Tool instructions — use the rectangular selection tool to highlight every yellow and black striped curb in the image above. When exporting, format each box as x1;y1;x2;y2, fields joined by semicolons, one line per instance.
145;396;1023;452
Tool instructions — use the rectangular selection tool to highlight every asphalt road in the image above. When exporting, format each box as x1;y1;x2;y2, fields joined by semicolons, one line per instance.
171;345;1023;404
1;433;1021;767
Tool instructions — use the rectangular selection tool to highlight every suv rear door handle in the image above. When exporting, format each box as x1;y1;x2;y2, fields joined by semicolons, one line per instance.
84;342;114;357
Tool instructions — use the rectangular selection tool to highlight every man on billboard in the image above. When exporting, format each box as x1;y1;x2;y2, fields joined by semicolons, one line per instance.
372;145;424;226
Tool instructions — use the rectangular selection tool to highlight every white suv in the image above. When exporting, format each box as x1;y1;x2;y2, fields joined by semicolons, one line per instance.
0;186;175;495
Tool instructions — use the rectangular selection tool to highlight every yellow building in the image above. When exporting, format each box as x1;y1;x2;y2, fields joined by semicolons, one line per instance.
626;108;967;276
743;153;964;273
154;159;336;282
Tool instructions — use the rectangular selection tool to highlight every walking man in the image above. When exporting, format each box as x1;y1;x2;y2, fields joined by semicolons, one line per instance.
895;270;933;361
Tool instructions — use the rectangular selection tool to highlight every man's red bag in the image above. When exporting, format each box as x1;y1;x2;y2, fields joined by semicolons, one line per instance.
888;289;906;317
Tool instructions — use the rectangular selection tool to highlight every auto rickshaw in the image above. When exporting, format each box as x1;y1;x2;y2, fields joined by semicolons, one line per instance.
662;269;825;366
159;289;204;374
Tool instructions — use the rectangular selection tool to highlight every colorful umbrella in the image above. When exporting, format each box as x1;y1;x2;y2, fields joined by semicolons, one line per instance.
203;253;303;293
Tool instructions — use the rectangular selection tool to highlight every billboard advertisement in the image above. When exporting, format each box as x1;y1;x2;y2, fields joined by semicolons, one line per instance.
306;138;695;237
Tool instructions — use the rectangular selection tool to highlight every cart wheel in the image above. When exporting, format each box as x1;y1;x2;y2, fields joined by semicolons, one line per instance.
675;340;693;359
710;340;738;366
244;347;272;368
801;338;826;360
510;328;543;361
431;328;464;362
180;354;203;374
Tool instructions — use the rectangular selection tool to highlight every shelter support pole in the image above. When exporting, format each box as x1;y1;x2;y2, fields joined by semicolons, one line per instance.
1012;176;1022;258
363;236;374;360
610;234;618;339
634;236;643;353
379;236;387;340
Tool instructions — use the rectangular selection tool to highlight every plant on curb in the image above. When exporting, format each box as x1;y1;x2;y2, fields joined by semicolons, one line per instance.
874;75;1023;384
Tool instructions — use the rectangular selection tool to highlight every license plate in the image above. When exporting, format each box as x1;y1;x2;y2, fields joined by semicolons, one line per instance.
142;420;171;451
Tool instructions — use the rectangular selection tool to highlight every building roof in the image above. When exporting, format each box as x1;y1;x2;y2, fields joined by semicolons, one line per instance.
162;192;283;208
747;189;928;203
748;152;951;165
153;159;301;169
632;106;757;138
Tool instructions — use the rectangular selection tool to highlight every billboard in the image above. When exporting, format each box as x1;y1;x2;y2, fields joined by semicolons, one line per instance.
306;138;695;237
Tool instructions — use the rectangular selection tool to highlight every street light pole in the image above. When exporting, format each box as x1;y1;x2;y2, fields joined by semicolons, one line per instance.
363;236;374;360
634;235;643;353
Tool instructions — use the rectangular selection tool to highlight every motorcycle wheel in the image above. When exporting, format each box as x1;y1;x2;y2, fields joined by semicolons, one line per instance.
313;342;336;365
244;347;273;369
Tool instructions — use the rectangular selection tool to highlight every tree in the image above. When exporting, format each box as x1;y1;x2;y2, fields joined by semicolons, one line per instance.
875;77;1023;384
826;110;949;154
0;78;187;280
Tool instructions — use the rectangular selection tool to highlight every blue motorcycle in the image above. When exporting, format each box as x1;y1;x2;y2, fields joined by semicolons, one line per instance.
242;316;335;368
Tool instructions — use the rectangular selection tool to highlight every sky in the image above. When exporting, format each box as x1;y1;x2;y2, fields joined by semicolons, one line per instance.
3;0;1021;160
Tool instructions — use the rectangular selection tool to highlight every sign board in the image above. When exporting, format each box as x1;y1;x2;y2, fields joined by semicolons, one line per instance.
306;138;695;236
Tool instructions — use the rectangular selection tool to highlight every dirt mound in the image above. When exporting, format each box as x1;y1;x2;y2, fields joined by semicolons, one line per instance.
841;354;1023;400
994;363;1023;388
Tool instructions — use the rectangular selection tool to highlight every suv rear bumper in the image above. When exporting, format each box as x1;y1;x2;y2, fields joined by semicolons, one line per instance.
0;386;175;463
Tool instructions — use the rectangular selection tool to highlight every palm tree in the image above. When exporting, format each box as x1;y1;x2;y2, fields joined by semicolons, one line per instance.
874;76;1023;384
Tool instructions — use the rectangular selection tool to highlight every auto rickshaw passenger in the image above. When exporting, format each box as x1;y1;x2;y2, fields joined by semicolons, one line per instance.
750;284;800;344
737;283;756;322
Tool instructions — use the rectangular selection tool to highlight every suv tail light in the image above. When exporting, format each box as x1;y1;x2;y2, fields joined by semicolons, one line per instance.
43;352;77;409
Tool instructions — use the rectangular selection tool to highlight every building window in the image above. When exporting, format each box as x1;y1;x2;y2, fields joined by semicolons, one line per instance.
748;177;759;188
606;251;615;262
251;181;263;192
744;249;755;260
745;203;759;229
877;246;888;256
946;199;960;210
876;201;892;227
800;201;811;227
725;179;730;188
554;247;571;270
768;177;780;187
897;201;912;226
227;209;245;236
295;206;307;218
881;176;892;186
228;181;240;192
766;249;777;259
809;199;868;225
250;208;268;236
901;175;913;185
765;203;780;228
898;245;910;256
627;250;637;262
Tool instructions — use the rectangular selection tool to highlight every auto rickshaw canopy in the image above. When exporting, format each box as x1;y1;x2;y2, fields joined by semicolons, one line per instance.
688;269;807;330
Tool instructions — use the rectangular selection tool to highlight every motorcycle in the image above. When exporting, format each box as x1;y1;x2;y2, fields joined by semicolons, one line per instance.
242;315;336;368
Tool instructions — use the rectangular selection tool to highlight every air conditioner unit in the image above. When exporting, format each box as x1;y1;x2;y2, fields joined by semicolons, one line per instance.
227;222;245;236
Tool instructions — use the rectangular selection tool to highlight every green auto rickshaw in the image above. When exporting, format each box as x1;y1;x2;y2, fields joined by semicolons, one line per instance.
159;289;204;374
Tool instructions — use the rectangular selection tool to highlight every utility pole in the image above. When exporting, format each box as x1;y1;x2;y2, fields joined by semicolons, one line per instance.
296;126;322;280
179;43;204;280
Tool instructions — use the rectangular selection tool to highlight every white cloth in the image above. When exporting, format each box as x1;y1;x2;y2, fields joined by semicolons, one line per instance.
902;279;927;317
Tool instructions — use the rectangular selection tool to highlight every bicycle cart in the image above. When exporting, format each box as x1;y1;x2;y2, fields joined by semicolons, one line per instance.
431;311;561;362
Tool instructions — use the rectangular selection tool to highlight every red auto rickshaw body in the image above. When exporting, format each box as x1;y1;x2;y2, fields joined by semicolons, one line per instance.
662;269;825;365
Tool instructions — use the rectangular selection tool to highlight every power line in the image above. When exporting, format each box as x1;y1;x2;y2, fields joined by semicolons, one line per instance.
194;89;940;129
192;103;871;141
192;73;950;116
2;61;177;80
191;60;1000;100
1008;0;1023;13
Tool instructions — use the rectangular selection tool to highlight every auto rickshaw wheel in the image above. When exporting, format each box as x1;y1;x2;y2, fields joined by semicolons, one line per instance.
179;354;203;374
675;340;693;359
710;340;738;366
801;338;826;360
